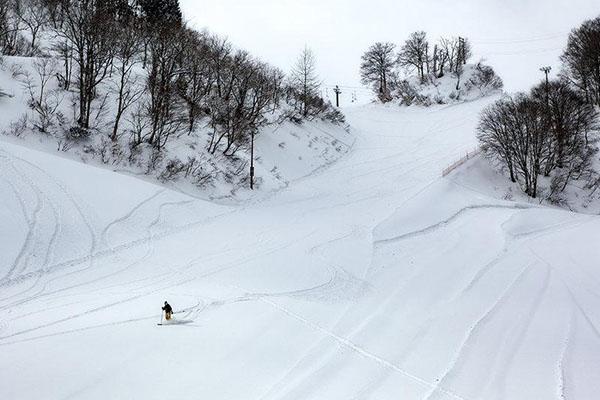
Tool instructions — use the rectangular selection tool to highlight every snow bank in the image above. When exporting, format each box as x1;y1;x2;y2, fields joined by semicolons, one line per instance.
447;155;600;215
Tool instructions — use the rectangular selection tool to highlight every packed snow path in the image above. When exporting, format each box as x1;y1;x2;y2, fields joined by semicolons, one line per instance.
1;98;600;400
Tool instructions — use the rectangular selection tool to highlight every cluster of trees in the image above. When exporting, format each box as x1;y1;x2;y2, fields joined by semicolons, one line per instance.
478;16;600;200
360;32;474;102
1;0;51;56
1;0;341;183
561;16;600;107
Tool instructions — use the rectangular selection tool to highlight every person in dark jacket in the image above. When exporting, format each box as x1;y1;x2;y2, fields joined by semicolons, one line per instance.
162;301;173;320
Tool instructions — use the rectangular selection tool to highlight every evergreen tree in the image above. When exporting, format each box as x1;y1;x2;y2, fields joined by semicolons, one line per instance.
139;0;181;28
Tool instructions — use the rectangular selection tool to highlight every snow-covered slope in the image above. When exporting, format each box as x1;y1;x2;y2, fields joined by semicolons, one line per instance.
447;155;600;215
0;56;351;201
2;95;600;400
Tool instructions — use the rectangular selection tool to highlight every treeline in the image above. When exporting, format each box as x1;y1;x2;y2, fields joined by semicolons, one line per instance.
0;0;342;178
359;32;502;103
478;16;600;200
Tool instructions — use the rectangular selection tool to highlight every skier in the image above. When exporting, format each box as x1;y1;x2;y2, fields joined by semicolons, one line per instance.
162;301;173;321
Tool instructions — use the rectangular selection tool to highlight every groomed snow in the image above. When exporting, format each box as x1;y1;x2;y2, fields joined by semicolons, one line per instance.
2;96;600;400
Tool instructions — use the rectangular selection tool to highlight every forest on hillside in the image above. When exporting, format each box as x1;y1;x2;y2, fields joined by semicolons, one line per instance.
0;0;343;193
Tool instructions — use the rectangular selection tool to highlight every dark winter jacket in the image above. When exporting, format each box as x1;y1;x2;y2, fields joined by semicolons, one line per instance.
162;303;173;313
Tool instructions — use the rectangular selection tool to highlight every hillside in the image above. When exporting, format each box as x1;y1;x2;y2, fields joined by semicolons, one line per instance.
2;95;600;399
0;56;351;201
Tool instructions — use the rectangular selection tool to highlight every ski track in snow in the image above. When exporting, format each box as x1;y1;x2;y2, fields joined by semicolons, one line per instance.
0;149;99;282
100;189;166;247
487;265;551;400
529;247;600;342
347;205;587;399
373;203;533;246
259;296;470;400
421;264;532;400
0;160;43;282
2;97;600;399
557;305;576;400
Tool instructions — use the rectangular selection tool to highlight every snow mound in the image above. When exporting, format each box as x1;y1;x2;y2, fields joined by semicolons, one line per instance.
446;155;600;214
395;62;503;107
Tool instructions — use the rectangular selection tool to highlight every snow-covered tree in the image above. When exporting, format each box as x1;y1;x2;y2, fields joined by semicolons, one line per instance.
468;62;504;94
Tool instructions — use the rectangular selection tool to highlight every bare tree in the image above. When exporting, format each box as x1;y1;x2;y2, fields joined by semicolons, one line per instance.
22;57;63;133
207;49;251;154
18;0;49;54
110;21;143;141
461;38;473;65
0;1;9;44
478;94;551;198
176;29;213;135
289;46;321;118
205;34;232;99
478;97;518;183
479;84;597;199
360;42;396;102
268;67;285;112
206;48;283;155
55;0;116;128
53;39;72;89
145;25;186;149
223;60;279;155
561;16;600;107
439;37;460;74
398;31;430;82
531;79;598;176
454;60;464;92
1;0;25;55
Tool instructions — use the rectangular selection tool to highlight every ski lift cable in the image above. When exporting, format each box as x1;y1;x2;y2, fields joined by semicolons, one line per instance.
479;46;564;57
472;31;570;45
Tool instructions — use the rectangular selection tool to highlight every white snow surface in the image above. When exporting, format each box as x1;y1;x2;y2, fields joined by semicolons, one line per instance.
2;96;600;400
